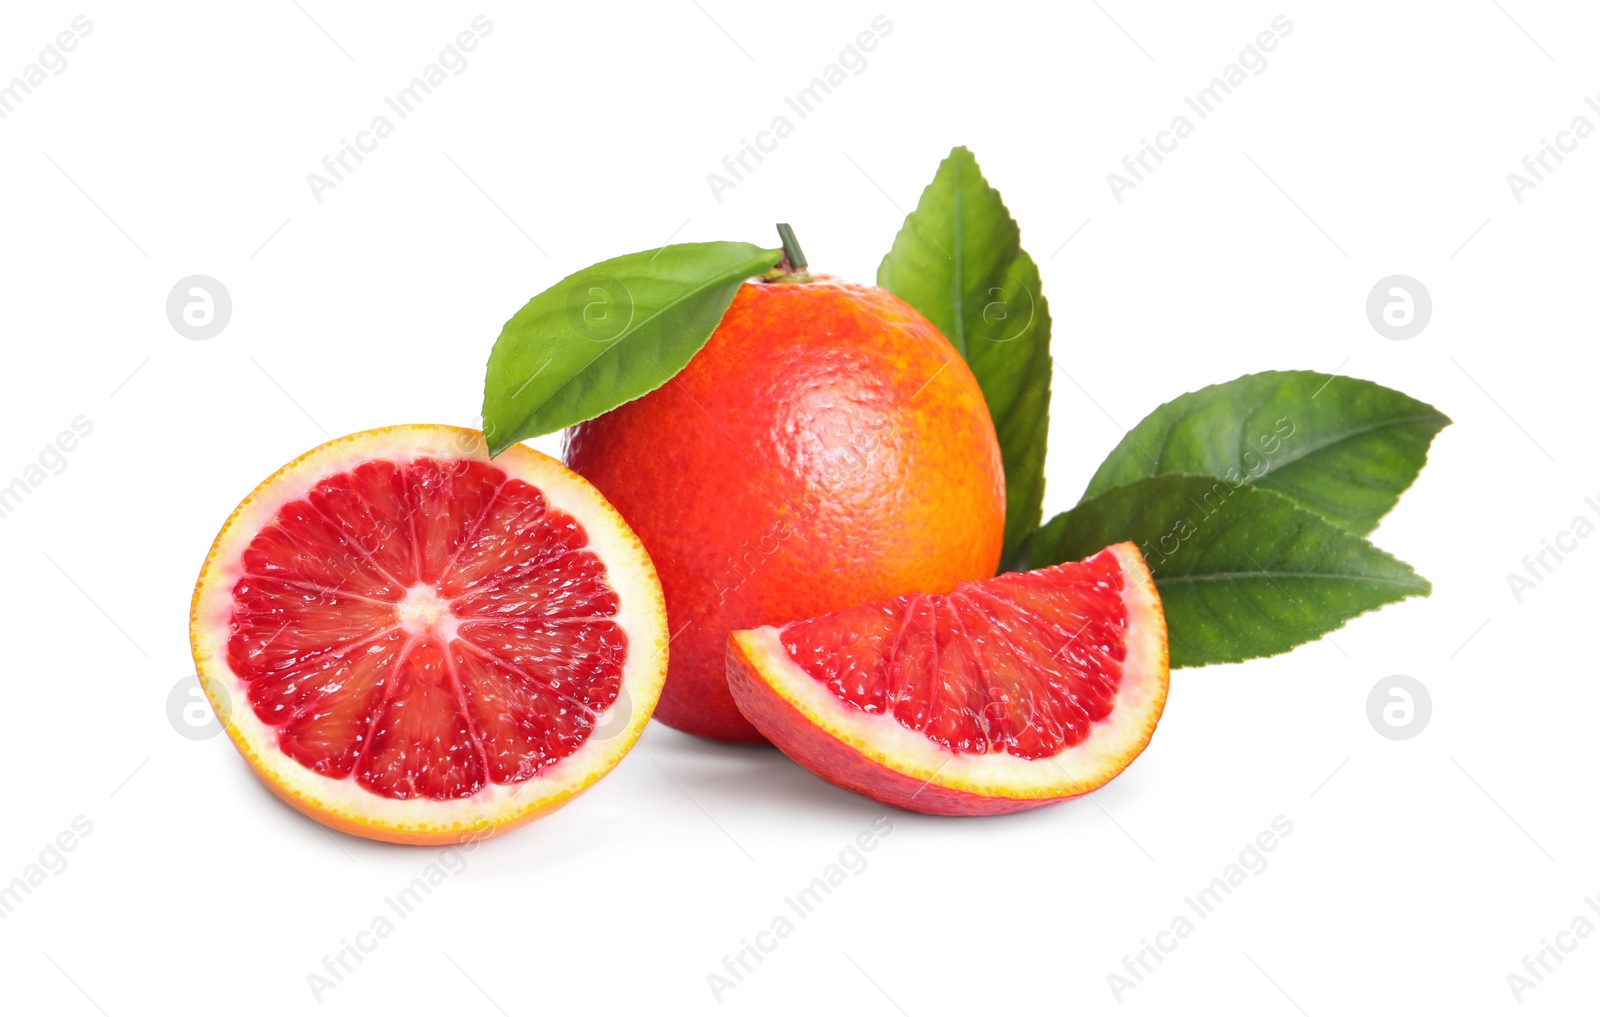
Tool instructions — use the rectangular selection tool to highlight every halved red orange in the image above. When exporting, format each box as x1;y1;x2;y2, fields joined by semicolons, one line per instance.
190;425;668;844
726;542;1168;815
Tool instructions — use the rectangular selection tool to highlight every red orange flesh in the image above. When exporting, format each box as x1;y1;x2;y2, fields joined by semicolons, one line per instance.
727;543;1169;815
190;425;668;844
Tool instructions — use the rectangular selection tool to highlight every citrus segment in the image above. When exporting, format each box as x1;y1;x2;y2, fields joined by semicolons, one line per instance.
727;542;1168;816
191;425;668;844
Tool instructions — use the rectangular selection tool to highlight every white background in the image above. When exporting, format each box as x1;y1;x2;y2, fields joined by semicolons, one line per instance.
0;2;1595;1014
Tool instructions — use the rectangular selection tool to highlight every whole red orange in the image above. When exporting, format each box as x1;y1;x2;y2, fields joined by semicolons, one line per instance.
564;276;1005;742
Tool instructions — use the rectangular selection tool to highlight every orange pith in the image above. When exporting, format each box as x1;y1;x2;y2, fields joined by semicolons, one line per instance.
190;425;668;845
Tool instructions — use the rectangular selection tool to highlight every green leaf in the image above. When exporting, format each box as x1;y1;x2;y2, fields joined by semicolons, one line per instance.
877;146;1052;561
482;242;781;455
1083;370;1451;535
1020;475;1431;668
